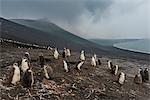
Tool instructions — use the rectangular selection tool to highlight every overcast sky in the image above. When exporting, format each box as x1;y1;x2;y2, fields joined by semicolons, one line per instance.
1;0;150;39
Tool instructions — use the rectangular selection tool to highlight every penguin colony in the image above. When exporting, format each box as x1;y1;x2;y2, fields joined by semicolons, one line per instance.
4;46;149;95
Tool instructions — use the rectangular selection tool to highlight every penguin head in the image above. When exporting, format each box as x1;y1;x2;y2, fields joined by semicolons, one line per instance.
81;50;84;54
44;65;48;70
63;60;66;63
22;58;27;62
107;60;109;62
107;60;111;63
25;52;30;55
115;65;119;68
139;68;142;71
145;68;148;71
28;69;33;73
13;63;18;68
120;72;125;76
55;48;57;50
92;57;95;60
140;67;143;71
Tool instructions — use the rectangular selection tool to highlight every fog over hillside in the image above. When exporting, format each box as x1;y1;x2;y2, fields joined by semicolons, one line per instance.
1;0;149;39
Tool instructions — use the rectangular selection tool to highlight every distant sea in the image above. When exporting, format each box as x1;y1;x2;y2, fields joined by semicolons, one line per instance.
90;39;150;54
113;39;150;54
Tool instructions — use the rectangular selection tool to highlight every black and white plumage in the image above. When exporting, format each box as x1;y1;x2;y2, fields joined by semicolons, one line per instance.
98;59;101;65
144;68;149;82
94;54;97;61
140;68;144;81
63;60;69;72
134;68;142;84
22;68;34;88
80;50;85;61
62;48;67;58
118;72;125;85
24;52;31;62
54;48;59;59
66;48;71;57
111;65;119;75
21;58;29;72
91;56;96;67
8;63;20;85
76;61;84;71
107;60;113;69
43;65;53;80
47;46;53;50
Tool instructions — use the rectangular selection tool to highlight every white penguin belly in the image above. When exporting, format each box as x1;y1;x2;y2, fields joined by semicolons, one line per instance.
119;75;125;84
11;68;20;84
21;63;29;72
80;54;85;60
44;69;50;79
54;52;59;59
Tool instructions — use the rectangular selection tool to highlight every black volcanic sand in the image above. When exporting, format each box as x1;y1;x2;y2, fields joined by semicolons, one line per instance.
0;42;150;100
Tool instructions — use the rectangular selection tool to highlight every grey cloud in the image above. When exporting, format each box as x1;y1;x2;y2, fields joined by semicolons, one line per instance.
1;0;149;39
85;0;113;15
1;0;112;23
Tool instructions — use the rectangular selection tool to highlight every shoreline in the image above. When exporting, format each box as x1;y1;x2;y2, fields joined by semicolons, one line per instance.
1;38;150;62
113;45;150;55
113;42;150;55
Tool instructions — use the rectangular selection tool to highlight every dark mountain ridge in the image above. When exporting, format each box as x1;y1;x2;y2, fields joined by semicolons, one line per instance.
1;17;150;61
0;17;107;54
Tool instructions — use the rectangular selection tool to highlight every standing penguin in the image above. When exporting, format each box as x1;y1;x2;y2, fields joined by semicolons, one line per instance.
22;68;34;88
112;65;119;75
66;48;71;57
76;61;84;71
140;68;145;82
80;50;85;61
8;63;20;85
91;56;96;67
21;58;29;72
39;54;45;67
134;68;142;84
98;59;101;65
63;60;69;72
144;68;149;82
62;48;67;58
107;60;113;69
43;65;53;80
54;48;59;59
118;72;125;85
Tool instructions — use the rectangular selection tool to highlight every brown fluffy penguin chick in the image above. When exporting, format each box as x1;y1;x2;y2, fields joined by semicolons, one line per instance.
5;63;20;85
43;65;53;80
134;68;142;84
22;68;34;88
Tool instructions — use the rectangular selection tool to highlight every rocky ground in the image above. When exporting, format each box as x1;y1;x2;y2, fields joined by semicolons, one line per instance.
0;42;150;100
